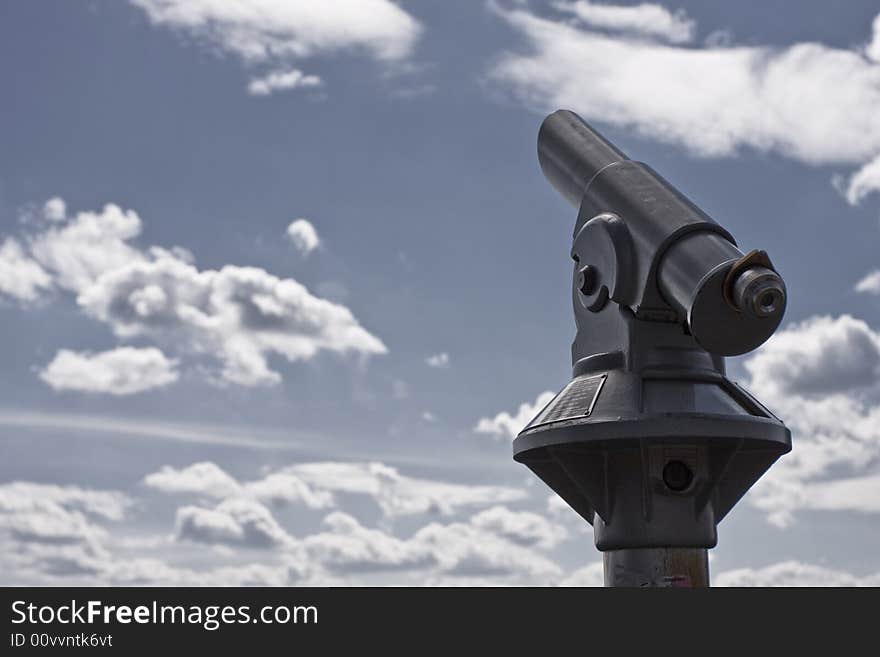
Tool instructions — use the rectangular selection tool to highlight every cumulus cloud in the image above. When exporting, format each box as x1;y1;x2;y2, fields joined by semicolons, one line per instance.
0;483;129;581
0;483;129;522
0;470;559;585
42;197;66;222
39;347;179;395
742;315;880;526
559;561;604;587
555;0;695;44
474;390;555;440
743;315;880;396
175;498;294;548
413;518;561;579
291;508;562;581
148;469;553;581
248;69;322;96
837;154;880;206
868;13;880;63
0;480;299;586
489;2;880;204
562;560;880;587
79;249;386;386
470;506;568;549
0;238;52;302
286;218;320;255
29;202;144;294
715;561;880;587
104;559;291;587
425;352;450;368
855;270;880;294
244;472;334;509
284;461;527;517
144;462;334;509
149;460;526;518
130;0;422;93
144;462;243;499
2;199;386;388
300;512;435;574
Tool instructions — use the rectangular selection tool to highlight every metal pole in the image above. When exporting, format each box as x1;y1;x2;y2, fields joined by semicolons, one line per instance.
603;548;709;587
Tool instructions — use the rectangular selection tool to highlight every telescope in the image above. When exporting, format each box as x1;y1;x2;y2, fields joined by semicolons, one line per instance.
513;110;791;587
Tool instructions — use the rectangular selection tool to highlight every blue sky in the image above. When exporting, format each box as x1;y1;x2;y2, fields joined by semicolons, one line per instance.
1;0;879;586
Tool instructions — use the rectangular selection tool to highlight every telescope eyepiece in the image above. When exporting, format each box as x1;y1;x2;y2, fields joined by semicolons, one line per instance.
731;266;786;320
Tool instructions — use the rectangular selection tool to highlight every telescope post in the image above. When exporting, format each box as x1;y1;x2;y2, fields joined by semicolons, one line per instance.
515;110;791;588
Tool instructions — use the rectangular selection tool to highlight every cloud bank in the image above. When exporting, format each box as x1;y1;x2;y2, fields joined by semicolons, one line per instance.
0;199;386;391
130;0;423;95
490;1;880;207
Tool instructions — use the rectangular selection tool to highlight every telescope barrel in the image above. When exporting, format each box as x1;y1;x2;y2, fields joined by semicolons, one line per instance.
538;109;787;356
537;110;628;208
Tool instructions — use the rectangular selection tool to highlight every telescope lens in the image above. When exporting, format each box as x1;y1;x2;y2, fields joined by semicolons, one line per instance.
732;266;786;319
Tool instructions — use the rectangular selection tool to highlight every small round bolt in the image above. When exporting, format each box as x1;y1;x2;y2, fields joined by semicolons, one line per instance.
577;265;597;295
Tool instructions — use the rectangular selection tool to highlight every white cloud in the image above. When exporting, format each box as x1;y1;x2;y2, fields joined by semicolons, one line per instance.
560;560;880;587
104;559;291;587
39;347;179;395
470;505;568;549
839;154;880;206
293;508;563;581
147;460;525;519
741;315;880;526
855;270;880;294
799;473;880;513
242;472;334;509
300;512;435;574
743;315;880;396
4;198;386;388
284;461;527;517
29;202;144;294
555;0;695;44
715;561;880;587
144;462;334;509
474;390;555;440
413;519;561;579
0;482;129;523
248;69;322;96
144;462;243;499
42;197;66;222
285;218;320;255
490;2;880;201
0;480;298;586
79;249;386;386
559;561;604;587
131;0;422;92
0;238;52;302
153;479;553;581
868;13;880;63
0;474;558;585
175;498;294;549
0;482;129;579
425;352;450;368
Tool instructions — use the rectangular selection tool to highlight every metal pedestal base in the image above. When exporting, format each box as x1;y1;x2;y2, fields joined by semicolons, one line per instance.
603;548;709;587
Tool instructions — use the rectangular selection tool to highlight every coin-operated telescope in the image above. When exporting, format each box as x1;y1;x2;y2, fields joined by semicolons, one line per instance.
513;110;791;587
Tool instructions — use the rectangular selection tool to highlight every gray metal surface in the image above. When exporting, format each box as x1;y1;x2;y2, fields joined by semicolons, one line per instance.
604;548;709;587
516;110;793;587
